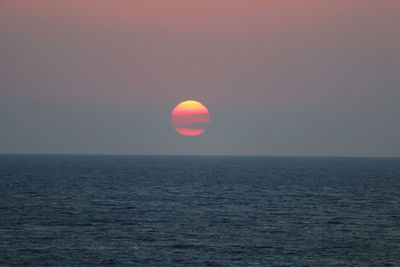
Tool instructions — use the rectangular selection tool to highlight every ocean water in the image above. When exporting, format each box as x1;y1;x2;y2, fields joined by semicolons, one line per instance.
1;155;400;266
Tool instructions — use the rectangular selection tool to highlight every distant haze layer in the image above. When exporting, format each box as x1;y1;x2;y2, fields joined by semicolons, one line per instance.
1;1;399;156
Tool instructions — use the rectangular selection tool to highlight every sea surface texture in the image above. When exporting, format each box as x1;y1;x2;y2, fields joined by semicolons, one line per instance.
1;155;400;266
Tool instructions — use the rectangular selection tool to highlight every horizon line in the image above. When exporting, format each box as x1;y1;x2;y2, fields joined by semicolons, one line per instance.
0;153;399;159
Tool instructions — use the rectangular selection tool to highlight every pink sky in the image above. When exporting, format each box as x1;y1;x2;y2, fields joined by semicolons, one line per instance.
3;0;398;108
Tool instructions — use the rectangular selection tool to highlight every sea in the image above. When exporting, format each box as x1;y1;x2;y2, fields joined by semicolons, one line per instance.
1;155;400;266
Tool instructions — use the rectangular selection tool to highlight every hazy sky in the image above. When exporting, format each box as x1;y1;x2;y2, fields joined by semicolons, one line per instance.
1;0;399;156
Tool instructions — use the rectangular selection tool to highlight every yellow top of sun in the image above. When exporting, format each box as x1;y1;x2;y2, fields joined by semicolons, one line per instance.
173;100;208;112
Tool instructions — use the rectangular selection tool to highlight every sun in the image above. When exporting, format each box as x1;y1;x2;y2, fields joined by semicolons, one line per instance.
171;100;210;136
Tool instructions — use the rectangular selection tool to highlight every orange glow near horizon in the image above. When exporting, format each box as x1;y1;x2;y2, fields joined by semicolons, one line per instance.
171;100;210;136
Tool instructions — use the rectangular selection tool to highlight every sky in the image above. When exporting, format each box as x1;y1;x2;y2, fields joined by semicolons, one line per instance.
1;0;399;157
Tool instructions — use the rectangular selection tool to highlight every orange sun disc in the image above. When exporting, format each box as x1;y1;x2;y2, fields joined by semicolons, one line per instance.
171;100;210;136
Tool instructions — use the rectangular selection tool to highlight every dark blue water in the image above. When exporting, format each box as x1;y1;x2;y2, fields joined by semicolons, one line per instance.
1;155;400;266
